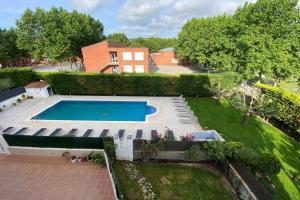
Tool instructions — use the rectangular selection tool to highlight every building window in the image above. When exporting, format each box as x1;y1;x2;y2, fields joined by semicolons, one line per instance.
134;52;144;60
110;52;118;63
135;65;144;73
123;65;133;73
122;52;132;60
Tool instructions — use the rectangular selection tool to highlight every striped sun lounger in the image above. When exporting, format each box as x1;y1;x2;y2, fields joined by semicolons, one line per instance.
2;127;13;134
49;128;62;136
66;128;77;136
14;127;28;135
83;129;93;137
33;128;47;136
118;129;125;139
136;129;143;139
100;129;109;137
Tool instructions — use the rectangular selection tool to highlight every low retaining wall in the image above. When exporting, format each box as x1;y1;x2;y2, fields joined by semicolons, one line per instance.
8;146;103;157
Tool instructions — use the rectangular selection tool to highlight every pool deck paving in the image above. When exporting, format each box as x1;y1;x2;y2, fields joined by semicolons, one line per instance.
0;154;115;200
0;95;202;140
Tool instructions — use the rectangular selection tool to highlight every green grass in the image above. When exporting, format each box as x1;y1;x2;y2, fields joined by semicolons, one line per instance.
136;163;234;200
112;161;144;200
113;161;234;200
188;97;300;200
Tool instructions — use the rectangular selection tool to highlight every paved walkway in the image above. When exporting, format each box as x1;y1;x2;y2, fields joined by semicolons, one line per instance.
0;155;115;200
0;95;202;140
150;64;201;74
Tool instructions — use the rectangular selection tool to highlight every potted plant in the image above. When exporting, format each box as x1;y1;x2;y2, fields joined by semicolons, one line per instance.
70;155;77;163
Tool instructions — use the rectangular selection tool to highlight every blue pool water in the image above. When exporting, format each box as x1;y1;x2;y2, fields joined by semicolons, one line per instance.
32;100;156;121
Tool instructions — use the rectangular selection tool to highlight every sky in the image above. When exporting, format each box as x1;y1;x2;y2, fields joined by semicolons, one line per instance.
0;0;258;38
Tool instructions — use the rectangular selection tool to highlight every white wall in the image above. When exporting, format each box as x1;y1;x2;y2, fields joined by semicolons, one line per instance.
0;93;26;110
8;146;102;157
26;86;50;98
114;136;133;161
0;135;10;154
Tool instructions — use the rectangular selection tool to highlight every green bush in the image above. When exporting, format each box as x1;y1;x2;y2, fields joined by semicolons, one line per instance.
202;141;225;161
253;153;281;177
0;67;39;86
0;78;14;91
256;83;300;132
223;141;246;159
185;144;207;162
87;151;106;167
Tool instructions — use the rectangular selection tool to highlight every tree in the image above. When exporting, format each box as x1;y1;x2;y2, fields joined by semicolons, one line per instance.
232;0;300;82
107;33;130;45
177;15;236;72
209;83;233;104
0;28;28;63
16;8;46;60
130;37;177;53
16;7;104;66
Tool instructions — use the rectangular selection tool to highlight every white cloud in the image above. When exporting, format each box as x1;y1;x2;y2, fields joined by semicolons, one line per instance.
116;0;257;37
70;0;109;13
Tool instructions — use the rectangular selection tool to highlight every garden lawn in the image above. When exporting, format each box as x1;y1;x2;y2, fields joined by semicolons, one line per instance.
113;161;234;200
112;161;144;200
188;97;300;200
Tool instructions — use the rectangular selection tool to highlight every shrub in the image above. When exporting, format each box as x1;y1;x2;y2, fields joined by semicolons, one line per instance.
185;144;205;162
0;68;240;96
223;141;246;159
202;141;225;161
253;153;281;177
234;146;281;178
0;67;39;86
87;152;106;167
104;137;116;161
0;78;14;91
256;83;300;132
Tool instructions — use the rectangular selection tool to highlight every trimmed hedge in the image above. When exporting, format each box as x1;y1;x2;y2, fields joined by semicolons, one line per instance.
0;67;39;86
256;83;300;132
0;67;241;96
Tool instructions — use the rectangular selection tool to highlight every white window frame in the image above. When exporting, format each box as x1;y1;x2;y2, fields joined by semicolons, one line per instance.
122;52;132;60
123;65;133;73
134;52;144;61
135;65;144;73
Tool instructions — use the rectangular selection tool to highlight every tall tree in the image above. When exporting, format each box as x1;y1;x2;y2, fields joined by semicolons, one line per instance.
233;0;300;82
107;33;130;45
177;15;236;72
16;7;104;65
0;28;28;63
130;37;177;53
16;8;46;60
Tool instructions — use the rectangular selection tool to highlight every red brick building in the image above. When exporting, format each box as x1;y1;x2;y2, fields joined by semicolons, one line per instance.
82;41;149;73
150;47;178;66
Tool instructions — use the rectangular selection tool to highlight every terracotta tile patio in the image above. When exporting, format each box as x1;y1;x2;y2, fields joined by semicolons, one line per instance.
0;155;115;200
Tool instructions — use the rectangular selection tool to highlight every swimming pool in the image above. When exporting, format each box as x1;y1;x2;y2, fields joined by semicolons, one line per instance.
32;100;156;121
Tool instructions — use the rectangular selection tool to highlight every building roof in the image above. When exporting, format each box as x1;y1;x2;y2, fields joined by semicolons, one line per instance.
0;87;26;102
25;81;49;89
159;47;174;52
107;41;127;48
